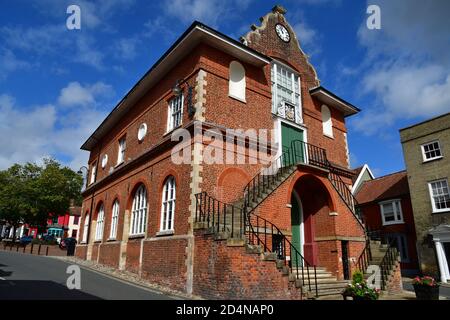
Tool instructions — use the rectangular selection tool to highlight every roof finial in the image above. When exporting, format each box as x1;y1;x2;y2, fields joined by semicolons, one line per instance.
272;5;287;15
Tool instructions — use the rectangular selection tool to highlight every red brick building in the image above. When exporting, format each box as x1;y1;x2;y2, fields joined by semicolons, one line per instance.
76;6;401;299
355;170;419;276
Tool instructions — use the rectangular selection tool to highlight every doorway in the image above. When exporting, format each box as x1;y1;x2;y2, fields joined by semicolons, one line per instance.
291;191;304;265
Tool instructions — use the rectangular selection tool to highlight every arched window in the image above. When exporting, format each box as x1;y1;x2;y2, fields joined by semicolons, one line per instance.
82;214;89;243
321;105;333;137
160;176;176;232
229;61;246;102
130;185;147;235
110;200;119;239
95;204;104;241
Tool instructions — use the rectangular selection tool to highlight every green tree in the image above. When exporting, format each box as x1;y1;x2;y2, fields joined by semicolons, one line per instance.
0;158;83;237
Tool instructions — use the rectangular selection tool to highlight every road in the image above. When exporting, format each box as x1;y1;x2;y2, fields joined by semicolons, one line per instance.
0;251;178;300
402;279;450;299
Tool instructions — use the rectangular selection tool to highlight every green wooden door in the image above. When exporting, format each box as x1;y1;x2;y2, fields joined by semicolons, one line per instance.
281;123;304;165
291;195;303;267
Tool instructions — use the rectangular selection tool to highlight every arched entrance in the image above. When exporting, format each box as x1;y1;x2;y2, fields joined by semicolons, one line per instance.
290;174;334;266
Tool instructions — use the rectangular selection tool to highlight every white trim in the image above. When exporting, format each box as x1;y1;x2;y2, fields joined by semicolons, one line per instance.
428;178;450;213
110;200;119;240
379;199;404;226
421;140;443;162
160;176;176;233
197;26;271;65
351;164;375;194
273;116;308;160
434;240;450;283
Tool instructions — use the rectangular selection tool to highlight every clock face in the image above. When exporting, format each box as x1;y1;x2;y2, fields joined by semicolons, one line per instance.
275;24;290;42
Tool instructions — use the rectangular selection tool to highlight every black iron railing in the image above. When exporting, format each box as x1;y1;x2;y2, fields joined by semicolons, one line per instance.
356;236;372;273
194;190;319;298
291;140;328;169
245;210;318;297
195;192;244;239
379;239;399;290
243;148;294;211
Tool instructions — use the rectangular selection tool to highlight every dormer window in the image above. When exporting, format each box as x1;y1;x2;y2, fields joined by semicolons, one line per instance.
271;62;302;124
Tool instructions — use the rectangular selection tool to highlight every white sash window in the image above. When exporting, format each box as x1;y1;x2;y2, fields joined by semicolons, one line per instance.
271;62;302;124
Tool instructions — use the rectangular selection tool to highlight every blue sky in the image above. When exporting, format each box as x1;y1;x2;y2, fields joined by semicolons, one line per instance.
0;0;449;177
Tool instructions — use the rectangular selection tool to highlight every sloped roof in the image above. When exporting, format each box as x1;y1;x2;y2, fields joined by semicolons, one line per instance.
352;166;364;184
355;171;409;205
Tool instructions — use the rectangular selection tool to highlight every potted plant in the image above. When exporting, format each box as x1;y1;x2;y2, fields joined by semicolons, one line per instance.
342;271;381;300
412;276;440;300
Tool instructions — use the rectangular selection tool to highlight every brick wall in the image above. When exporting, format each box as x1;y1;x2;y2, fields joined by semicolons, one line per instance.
141;237;188;292
193;230;303;300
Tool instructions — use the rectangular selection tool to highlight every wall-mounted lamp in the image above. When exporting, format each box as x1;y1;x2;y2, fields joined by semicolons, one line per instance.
172;79;195;118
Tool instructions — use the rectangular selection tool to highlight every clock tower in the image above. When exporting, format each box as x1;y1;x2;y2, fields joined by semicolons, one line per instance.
240;5;320;89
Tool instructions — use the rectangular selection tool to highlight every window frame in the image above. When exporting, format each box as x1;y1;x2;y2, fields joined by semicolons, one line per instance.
130;185;147;236
109;200;120;240
82;214;89;243
321;104;333;138
271;61;303;125
95;204;105;242
117;137;126;165
428;178;450;213
379;199;404;226
89;163;97;185
421;140;443;162
167;95;184;132
228;60;246;102
159;176;176;233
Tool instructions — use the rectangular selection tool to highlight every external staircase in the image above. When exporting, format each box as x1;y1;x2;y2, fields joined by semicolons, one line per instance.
195;140;398;299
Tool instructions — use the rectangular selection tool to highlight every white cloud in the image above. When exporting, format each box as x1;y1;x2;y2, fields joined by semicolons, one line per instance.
58;81;114;107
0;95;56;168
0;81;112;170
162;0;254;27
114;38;139;60
0;48;30;79
350;0;450;135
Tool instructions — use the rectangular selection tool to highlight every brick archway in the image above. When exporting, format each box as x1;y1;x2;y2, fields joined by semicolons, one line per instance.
291;174;334;266
216;167;250;203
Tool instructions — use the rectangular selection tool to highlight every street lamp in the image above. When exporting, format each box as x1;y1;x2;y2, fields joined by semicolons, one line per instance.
172;79;195;117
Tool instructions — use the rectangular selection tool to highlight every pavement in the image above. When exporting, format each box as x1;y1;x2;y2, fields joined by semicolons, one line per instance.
0;250;180;300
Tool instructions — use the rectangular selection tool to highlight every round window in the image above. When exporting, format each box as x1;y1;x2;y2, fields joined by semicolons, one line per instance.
138;123;147;141
101;154;108;168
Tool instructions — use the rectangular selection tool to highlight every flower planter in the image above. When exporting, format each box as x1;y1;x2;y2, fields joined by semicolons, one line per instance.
413;284;440;300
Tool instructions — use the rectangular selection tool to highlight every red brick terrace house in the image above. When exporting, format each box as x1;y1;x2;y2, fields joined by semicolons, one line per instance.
355;170;419;276
76;6;402;299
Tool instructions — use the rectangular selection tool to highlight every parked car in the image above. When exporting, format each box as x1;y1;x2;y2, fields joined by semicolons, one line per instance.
59;237;77;250
41;234;55;242
19;235;33;245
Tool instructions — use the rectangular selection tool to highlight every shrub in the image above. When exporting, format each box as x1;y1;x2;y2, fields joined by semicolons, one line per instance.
412;276;438;287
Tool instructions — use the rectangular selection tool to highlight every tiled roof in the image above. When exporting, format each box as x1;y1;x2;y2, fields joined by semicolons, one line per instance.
355;171;409;205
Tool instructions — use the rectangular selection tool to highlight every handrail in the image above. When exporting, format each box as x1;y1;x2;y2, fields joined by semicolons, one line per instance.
243;148;293;211
379;239;399;290
244;209;318;297
194;191;319;298
195;192;244;239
